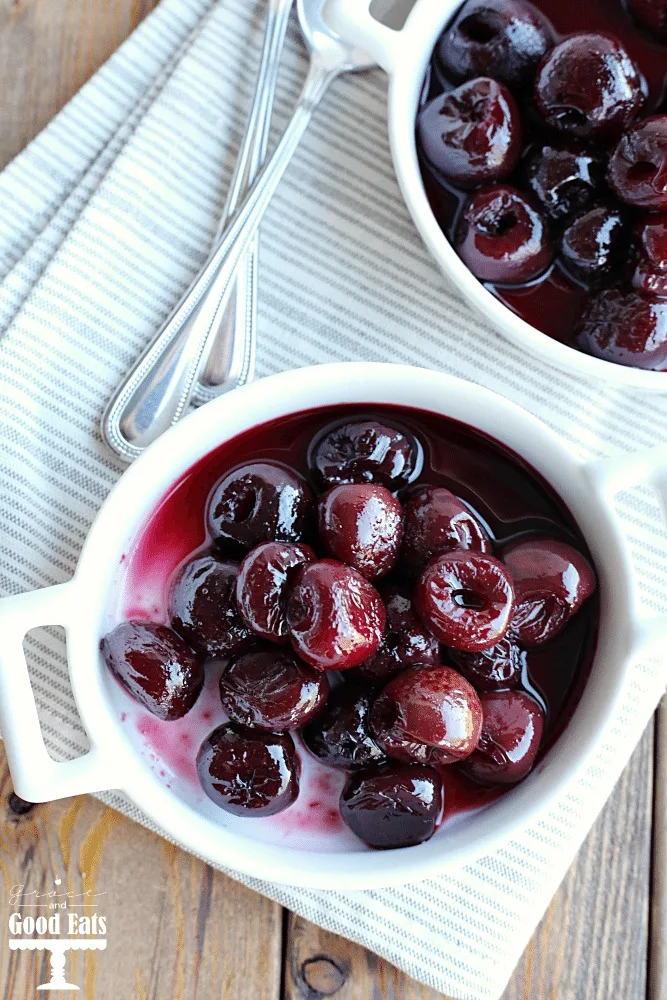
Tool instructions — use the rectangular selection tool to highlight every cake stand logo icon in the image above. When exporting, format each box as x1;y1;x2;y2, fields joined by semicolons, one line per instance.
7;876;107;991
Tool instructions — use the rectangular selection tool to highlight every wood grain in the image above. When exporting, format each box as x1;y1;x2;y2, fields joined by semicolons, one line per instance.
0;752;284;999
0;2;660;999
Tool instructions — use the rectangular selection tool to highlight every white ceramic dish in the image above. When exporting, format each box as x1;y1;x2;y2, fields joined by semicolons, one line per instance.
325;0;667;390
0;363;666;889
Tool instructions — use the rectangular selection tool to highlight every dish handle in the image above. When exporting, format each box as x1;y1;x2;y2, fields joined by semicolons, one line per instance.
584;442;667;661
324;0;416;74
0;582;121;803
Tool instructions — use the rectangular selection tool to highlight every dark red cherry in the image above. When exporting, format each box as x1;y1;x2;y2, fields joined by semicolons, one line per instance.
627;0;667;41
169;555;254;659
370;665;483;765
400;485;491;577
197;723;299;816
414;551;515;651
417;78;521;189
318;483;403;581
340;765;443;849
633;214;667;297
535;33;646;141
219;647;329;731
456;184;553;285
576;287;667;370
101;621;203;721
302;685;387;770
449;636;525;692
524;141;608;224
355;588;440;683
236;541;316;643
461;690;544;785
609;117;667;210
559;205;628;285
309;419;420;492
437;0;554;87
503;537;596;647
207;461;313;556
286;559;385;671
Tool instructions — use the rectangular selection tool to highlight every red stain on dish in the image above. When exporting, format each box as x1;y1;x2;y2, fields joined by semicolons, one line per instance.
120;712;127;723
201;709;213;722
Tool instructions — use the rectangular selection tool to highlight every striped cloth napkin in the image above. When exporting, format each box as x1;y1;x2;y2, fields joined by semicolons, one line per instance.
0;1;665;997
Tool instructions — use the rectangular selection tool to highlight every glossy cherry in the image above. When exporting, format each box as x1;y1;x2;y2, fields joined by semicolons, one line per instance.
340;764;443;849
414;551;515;651
355;587;440;683
535;33;645;141
461;690;544;785
418;77;521;189
456;184;553;285
576;287;667;370
503;536;596;647
169;554;254;659
633;213;667;297
309;419;420;492
608;117;667;210
286;559;385;671
236;541;316;643
559;205;628;285
101;621;204;721
219;647;329;731
627;0;667;41
318;483;403;581
197;723;299;816
370;665;483;765
523;141;607;224
207;461;313;555
400;485;491;576
449;636;525;692
437;0;554;87
302;685;387;770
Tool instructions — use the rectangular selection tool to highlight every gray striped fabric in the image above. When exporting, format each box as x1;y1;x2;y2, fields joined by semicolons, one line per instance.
1;1;666;997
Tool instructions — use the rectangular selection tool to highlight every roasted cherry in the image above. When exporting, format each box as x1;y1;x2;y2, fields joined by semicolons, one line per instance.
302;685;387;770
400;485;491;576
101;621;203;721
503;536;596;647
627;0;667;41
170;554;254;659
286;559;385;671
437;0;554;87
418;77;521;189
207;461;313;555
576;287;667;370
461;690;544;785
219;647;329;731
524;141;607;224
633;213;667;297
318;483;403;581
236;541;316;643
456;184;553;284
559;205;628;285
534;33;646;141
414;551;515;651
340;765;443;849
370;665;483;765
309;419;420;492
608;116;667;210
355;587;440;683
197;723;299;816
449;636;525;692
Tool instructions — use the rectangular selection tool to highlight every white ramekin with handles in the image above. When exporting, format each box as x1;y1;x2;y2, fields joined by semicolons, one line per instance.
325;0;667;391
0;363;666;889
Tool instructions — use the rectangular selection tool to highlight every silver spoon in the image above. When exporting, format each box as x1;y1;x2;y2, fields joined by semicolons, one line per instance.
101;0;375;463
101;0;294;461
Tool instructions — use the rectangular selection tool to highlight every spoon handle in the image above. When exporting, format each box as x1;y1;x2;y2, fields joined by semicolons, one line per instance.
102;57;337;463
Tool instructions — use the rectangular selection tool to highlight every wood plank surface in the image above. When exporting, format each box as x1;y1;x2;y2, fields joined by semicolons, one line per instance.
0;2;660;1000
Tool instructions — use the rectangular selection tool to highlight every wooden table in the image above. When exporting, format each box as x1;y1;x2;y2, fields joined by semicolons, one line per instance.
0;3;664;998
